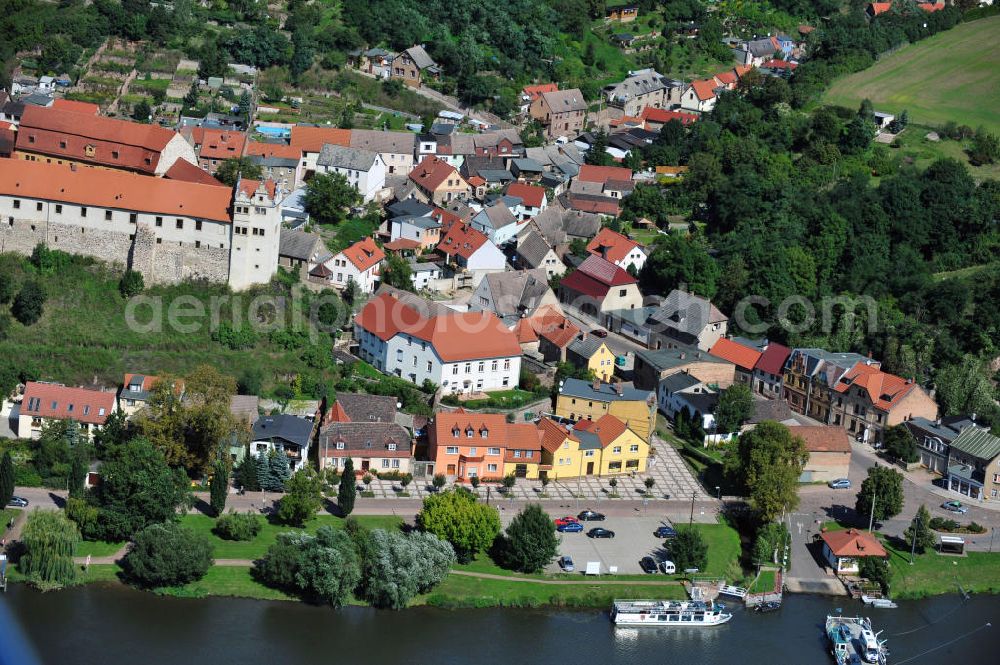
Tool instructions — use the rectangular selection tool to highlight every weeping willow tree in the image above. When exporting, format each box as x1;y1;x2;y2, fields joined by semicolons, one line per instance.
19;510;80;590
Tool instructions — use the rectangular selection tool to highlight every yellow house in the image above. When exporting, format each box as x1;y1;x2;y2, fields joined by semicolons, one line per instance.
555;377;656;442
538;416;648;480
566;335;617;381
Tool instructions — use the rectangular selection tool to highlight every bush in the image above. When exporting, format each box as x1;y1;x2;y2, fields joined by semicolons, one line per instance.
357;529;455;609
928;516;946;531
122;523;213;588
213;512;263;541
276;468;324;526
12;280;46;325
211;322;259;350
253;526;360;607
968;522;986;534
119;270;145;298
65;497;100;537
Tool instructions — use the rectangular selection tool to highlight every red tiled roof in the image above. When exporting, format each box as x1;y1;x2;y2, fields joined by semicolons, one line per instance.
438;222;489;260
247;142;302;160
409;155;462;193
715;71;737;87
430;207;463;227
431;411;518;452
537;417;577;453
523;83;559;101
577;254;636;286
289;126;351;153
238;178;277;200
383;238;421;252
868;2;892;15
578;164;633;185
834;363;916;411
513;318;539;344
821;528;887;558
733;64;753;78
0;159;232;223
506;182;546;208
586;227;640;264
574;414;627;448
534;315;580;349
17;105;179;173
164;158;224;186
754;342;791;375
762;59;798;70
122;373;184;397
639;107;698;126
560;270;613;299
340;236;385;272
794;426;851;454
51;99;100;115
918;1;944;11
467;175;486;187
198;129;246;160
565;195;620;216
22;381;116;426
690;79;718;101
709;338;762;371
355;292;521;362
506;423;543;452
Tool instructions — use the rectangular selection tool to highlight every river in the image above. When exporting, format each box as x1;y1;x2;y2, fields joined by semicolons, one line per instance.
2;584;997;665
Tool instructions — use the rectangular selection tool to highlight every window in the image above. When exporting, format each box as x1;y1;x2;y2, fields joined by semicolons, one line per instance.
155;216;163;227
36;202;43;211
464;363;471;373
176;219;183;230
55;204;62;214
196;221;202;231
129;213;137;224
612;446;621;454
491;360;498;372
105;210;112;221
619;289;626;297
513;450;522;458
453;365;458;375
502;377;509;387
12;200;19;209
388;443;397;451
487;447;500;456
80;206;87;217
381;459;390;468
487;463;498;473
466;429;474;438
478;362;484;373
426;361;432;372
83;405;90;416
111;150;119;159
584;450;595;457
504;359;511;371
629;444;639;453
67;403;74;413
446;446;459;454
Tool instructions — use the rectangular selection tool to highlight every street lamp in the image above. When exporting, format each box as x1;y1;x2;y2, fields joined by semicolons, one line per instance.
715;485;721;500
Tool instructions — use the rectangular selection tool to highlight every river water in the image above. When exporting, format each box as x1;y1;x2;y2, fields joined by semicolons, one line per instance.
2;584;997;665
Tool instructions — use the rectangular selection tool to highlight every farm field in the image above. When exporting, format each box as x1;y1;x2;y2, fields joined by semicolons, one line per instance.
823;16;1000;133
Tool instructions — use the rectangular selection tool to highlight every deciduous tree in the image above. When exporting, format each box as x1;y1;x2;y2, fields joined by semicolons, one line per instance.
726;421;808;522
304;172;361;226
904;504;935;555
714;383;754;434
122;522;213;588
855;465;904;524
416;487;501;563
254;526;360;607
19;510;80;589
357;529;455;608
277;467;324;526
215;157;263;187
498;503;558;573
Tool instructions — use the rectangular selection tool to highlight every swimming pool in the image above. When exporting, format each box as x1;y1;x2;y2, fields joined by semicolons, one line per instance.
255;125;291;139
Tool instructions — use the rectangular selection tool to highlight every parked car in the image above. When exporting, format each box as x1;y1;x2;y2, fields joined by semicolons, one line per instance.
654;525;678;539
941;500;969;514
7;496;29;508
640;556;660;574
591;328;608;338
557;521;584;533
828;478;852;490
554;516;579;527
659;560;677;574
587;527;615;539
559;555;575;572
578;510;606;521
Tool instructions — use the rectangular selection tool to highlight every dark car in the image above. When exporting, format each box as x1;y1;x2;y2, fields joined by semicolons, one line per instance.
639;556;660;574
7;496;29;508
558;555;575;572
591;328;609;338
578;510;606;521
557;521;584;533
587;527;615;539
654;525;678;539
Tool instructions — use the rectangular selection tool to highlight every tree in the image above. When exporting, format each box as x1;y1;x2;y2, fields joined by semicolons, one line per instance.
882;425;918;464
304;172;361;226
277;467;324;526
644;477;656;495
254;451;270;490
19;510;79;589
337;458;357;515
118;270;145;298
0;269;16;304
380;253;414;292
499;504;558;573
855;465;905;524
234;451;261;491
93;409;131;458
501;473;516;493
859;555;892;595
934;356;996;419
264;448;291;492
89;437;189;542
12;280;46;325
132;98;152;123
639;233;720;298
752;521;789;566
585;130;614;166
214;511;263;541
669;526;708;572
725;421;808;522
416;487;502;563
122;522;213;587
183;81;199;108
968;127;1000;166
0;450;15;508
214;157;263;187
67;445;88;499
432;473;446;492
904;504;935;555
715;383;754;433
254;526;360;607
209;457;230;517
357;529;455;608
238;90;252;117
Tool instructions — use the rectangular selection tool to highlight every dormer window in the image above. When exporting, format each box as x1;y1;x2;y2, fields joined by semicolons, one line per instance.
388;443;397;451
466;427;474;438
452;426;460;437
364;440;373;449
336;441;345;450
98;408;106;416
83;405;90;416
480;428;488;439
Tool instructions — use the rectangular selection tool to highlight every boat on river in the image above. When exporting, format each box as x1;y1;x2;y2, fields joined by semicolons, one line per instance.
611;599;732;627
826;615;888;665
861;595;898;609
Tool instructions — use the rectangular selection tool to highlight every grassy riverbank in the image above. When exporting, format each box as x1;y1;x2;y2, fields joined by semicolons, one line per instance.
884;541;1000;599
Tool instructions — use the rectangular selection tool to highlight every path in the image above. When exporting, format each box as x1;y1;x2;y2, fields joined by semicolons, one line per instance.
447;569;684;585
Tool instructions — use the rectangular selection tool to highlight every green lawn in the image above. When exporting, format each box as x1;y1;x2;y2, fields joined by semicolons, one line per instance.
749;569;777;594
891;125;1000;182
823;16;1000;132
157;565;300;602
74;540;126;558
179;513;403;560
688;522;742;578
884;539;1000;599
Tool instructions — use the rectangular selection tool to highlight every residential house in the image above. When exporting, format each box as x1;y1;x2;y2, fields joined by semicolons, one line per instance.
575;164;634;198
247;142;303;188
515;230;565;278
316;144;386;203
278;229;324;275
185;128;246;175
510;158;544;183
408;257;443;289
471;199;521;247
354;47;395;79
437;222;507;277
820;529;887;575
318;422;412;474
389;214;442;250
539;414;648;479
641;289;728;351
555;377;656;442
530;88;587;140
566;334;617;381
605;3;639;22
737;36;782;67
681;79;721;113
783;349;872;424
751;341;791;399
408;156;471;205
317;236;385;293
793;426;852;483
428;411;540;480
709;338;762;384
657;372;718;430
505;182;547;220
633;345;736;392
829;361;938;444
350;129;417;176
946;427;1000;501
520;83;559;114
354;286;522;394
118;373;184;417
902;415;976;475
527;205;601;250
288;126;351;178
586;227;646;273
391;45;441;88
469;269;559;324
322;393;400;426
603;69;669;117
639;107;697;130
530;311;582;362
19;382;116;441
559;254;643;323
250;414;315;472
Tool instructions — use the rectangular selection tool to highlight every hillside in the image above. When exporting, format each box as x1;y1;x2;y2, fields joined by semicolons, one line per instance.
823;15;1000;132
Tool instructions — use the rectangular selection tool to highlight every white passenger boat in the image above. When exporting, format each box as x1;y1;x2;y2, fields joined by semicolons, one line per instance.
861;595;898;609
611;599;733;627
826;615;888;665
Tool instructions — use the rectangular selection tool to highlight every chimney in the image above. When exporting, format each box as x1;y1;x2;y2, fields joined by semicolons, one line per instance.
614;378;624;395
70;163;77;172
592;378;601;392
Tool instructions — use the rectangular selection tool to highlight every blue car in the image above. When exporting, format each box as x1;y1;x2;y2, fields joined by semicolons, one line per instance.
557;521;584;533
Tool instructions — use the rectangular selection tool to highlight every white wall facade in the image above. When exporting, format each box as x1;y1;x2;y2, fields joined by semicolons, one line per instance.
316;153;387;203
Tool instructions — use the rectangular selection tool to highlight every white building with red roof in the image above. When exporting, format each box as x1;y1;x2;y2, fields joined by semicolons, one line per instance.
354;286;522;394
315;236;386;293
558;254;643;323
820;528;887;574
19;381;117;441
437;221;507;278
586;227;646;273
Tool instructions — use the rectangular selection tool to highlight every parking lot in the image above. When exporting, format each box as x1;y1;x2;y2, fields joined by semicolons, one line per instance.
542;513;686;575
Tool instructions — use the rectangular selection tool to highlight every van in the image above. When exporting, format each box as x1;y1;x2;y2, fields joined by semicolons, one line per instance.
659;560;676;574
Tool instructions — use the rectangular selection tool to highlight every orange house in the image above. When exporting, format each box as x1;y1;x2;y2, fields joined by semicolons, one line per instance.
428;410;541;480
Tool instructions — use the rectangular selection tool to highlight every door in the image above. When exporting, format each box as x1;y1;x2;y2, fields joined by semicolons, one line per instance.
446;464;456;475
586;462;594;475
515;464;527;479
361;460;370;471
